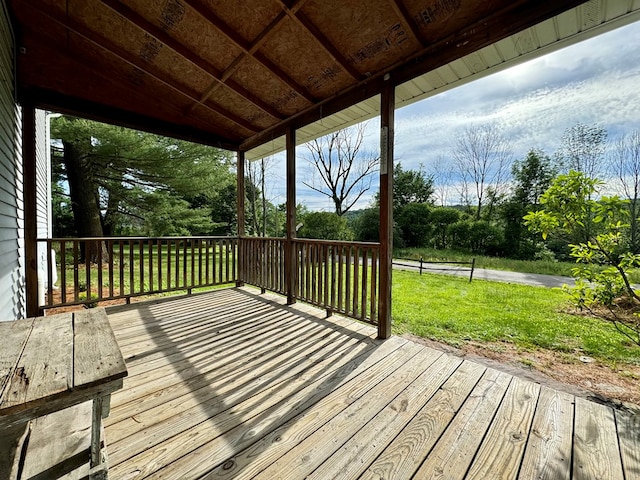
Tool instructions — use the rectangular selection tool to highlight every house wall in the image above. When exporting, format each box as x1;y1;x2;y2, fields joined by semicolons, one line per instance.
0;2;25;320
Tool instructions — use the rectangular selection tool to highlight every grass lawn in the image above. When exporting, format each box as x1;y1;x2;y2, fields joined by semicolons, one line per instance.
392;269;640;366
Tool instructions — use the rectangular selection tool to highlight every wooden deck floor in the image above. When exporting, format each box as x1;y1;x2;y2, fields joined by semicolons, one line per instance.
103;287;640;480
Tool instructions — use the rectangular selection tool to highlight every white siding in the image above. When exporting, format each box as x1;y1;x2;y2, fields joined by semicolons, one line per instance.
0;3;24;320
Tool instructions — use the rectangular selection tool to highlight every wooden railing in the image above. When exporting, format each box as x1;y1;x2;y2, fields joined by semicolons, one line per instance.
238;237;380;325
39;235;380;325
38;236;238;308
238;237;286;295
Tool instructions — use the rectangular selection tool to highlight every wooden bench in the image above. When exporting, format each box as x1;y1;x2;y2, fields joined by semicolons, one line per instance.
0;308;127;479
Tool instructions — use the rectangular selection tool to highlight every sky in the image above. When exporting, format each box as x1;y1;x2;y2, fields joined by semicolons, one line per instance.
264;18;640;212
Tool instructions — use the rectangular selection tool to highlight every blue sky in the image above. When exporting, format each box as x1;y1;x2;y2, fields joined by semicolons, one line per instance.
265;19;640;211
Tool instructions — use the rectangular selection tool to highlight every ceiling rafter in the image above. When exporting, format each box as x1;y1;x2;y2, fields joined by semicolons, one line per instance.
385;0;425;47
21;0;260;134
99;0;284;121
185;0;316;106
275;0;363;80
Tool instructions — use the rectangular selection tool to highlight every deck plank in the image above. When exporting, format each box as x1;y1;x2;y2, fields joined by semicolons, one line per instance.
616;410;640;480
466;376;541;479
252;346;443;479
518;386;574;480
411;368;513;480
307;354;463;480
362;360;487;480
0;317;35;401
573;396;624;480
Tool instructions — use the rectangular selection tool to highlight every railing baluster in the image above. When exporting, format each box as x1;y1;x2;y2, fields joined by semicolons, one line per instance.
338;245;344;313
157;239;162;291
73;241;79;302
86;240;92;303
370;247;378;323
345;245;351;315
129;239;134;297
148;238;153;292
60;240;67;304
361;248;368;321
353;246;360;318
108;240;114;299
118;240;124;298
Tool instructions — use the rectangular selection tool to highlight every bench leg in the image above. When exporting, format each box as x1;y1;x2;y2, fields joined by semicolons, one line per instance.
90;396;104;468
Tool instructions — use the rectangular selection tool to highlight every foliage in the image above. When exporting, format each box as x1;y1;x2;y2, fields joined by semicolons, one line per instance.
525;170;640;345
352;208;380;242
374;162;434;215
396;203;431;247
429;207;460;249
500;149;557;259
297;211;353;240
51;116;234;237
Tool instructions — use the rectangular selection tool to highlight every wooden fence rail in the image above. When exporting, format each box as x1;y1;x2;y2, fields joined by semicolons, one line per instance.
38;236;238;308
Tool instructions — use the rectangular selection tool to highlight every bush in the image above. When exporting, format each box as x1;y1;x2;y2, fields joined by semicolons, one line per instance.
397;203;431;247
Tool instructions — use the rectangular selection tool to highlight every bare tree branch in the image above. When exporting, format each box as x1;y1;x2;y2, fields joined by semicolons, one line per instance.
303;124;379;215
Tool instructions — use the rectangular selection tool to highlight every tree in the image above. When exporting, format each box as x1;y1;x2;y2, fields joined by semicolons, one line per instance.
374;162;434;215
500;149;557;258
298;211;353;240
609;130;640;253
525;171;640;346
429;207;460;249
396;203;431;247
303;124;379;216
556;123;607;178
452;124;512;220
51;116;233;243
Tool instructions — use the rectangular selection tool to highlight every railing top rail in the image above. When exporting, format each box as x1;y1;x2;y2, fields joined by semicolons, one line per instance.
38;236;240;242
240;236;286;242
292;238;381;248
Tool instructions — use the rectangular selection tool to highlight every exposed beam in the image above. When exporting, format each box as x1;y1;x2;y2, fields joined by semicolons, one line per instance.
21;87;240;150
385;0;425;48
240;0;587;151
186;0;316;105
378;81;394;339
20;0;259;134
275;0;363;80
99;0;284;121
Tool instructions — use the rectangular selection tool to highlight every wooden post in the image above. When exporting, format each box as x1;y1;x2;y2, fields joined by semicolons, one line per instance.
378;81;395;339
285;127;296;305
236;150;245;287
23;105;39;318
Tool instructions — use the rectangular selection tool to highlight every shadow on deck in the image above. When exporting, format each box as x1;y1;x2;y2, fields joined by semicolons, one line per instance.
103;287;640;479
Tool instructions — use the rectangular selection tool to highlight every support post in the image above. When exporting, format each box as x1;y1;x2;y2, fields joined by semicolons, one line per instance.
23;105;39;318
378;82;395;339
285;127;296;305
236;150;245;287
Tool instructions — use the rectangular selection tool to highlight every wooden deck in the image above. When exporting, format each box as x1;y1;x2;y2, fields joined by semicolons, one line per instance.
102;287;640;480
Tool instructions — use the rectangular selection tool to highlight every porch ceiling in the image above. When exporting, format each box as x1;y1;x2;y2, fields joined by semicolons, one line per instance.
6;0;624;154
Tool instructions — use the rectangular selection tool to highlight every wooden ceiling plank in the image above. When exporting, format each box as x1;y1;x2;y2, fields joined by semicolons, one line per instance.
185;0;316;103
99;0;284;120
22;0;259;134
385;0;425;47
275;0;362;80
